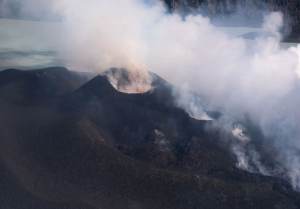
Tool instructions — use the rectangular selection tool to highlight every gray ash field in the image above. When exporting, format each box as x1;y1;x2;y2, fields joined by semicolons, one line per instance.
0;67;299;208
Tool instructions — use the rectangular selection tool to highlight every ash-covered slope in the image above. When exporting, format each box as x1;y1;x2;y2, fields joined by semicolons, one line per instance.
0;67;299;209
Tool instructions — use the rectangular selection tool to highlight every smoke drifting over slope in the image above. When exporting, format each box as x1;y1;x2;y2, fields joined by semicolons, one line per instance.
4;0;300;189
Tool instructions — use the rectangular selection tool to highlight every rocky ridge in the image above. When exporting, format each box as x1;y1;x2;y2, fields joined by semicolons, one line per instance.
163;0;300;42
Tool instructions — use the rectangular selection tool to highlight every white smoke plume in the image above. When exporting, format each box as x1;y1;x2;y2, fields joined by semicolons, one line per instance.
4;0;300;189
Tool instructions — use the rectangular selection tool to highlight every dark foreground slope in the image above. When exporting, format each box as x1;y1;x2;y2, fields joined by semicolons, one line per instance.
0;67;298;208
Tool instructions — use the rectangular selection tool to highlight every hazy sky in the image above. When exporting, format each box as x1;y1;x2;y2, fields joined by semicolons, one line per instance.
0;18;65;70
0;17;274;71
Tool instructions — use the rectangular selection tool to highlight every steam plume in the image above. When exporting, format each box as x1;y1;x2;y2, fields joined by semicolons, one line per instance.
4;0;300;189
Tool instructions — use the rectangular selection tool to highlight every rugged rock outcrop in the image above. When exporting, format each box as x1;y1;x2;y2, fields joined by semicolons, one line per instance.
163;0;300;42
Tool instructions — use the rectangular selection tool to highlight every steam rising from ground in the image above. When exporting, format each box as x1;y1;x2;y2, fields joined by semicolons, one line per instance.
5;0;300;189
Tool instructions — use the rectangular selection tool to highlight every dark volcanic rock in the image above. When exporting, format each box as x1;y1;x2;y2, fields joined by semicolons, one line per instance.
0;67;88;98
59;71;195;147
0;69;28;86
0;67;299;208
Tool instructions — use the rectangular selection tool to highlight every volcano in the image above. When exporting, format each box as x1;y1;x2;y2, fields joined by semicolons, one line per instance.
0;67;299;209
